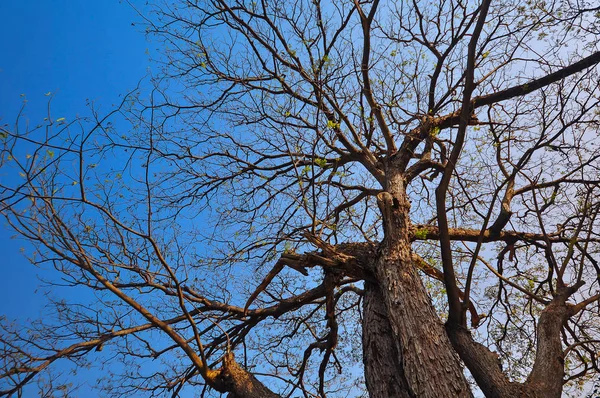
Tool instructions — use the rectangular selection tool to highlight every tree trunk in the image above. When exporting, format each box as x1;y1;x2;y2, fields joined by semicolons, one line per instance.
525;294;569;397
374;249;472;397
446;292;571;398
446;325;527;398
373;181;472;397
363;280;413;398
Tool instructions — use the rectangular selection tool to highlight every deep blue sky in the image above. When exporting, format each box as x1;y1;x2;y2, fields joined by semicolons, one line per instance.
0;1;151;394
0;1;151;116
0;1;149;313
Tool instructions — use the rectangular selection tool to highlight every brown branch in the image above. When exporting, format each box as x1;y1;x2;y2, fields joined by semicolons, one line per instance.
473;51;600;108
396;51;600;176
409;224;600;244
411;253;482;327
436;0;492;326
570;293;600;316
0;322;155;396
244;238;375;313
354;0;396;153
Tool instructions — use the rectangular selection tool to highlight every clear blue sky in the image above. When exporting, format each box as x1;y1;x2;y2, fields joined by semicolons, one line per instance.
0;1;151;394
0;1;149;312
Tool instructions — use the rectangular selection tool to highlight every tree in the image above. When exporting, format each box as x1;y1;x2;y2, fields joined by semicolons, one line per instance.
2;0;600;396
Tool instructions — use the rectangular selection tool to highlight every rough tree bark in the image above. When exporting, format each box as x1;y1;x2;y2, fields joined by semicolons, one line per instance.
210;353;281;398
525;293;570;398
446;289;572;398
369;172;472;398
362;280;413;398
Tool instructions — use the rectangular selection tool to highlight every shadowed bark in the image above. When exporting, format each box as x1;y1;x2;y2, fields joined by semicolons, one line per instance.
363;281;413;398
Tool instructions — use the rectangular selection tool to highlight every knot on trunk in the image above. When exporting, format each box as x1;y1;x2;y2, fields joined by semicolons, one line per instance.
209;353;279;398
377;192;396;238
377;191;410;242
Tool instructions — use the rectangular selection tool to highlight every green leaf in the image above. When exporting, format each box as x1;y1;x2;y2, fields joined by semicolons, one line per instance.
414;229;428;239
326;120;339;129
314;158;327;168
